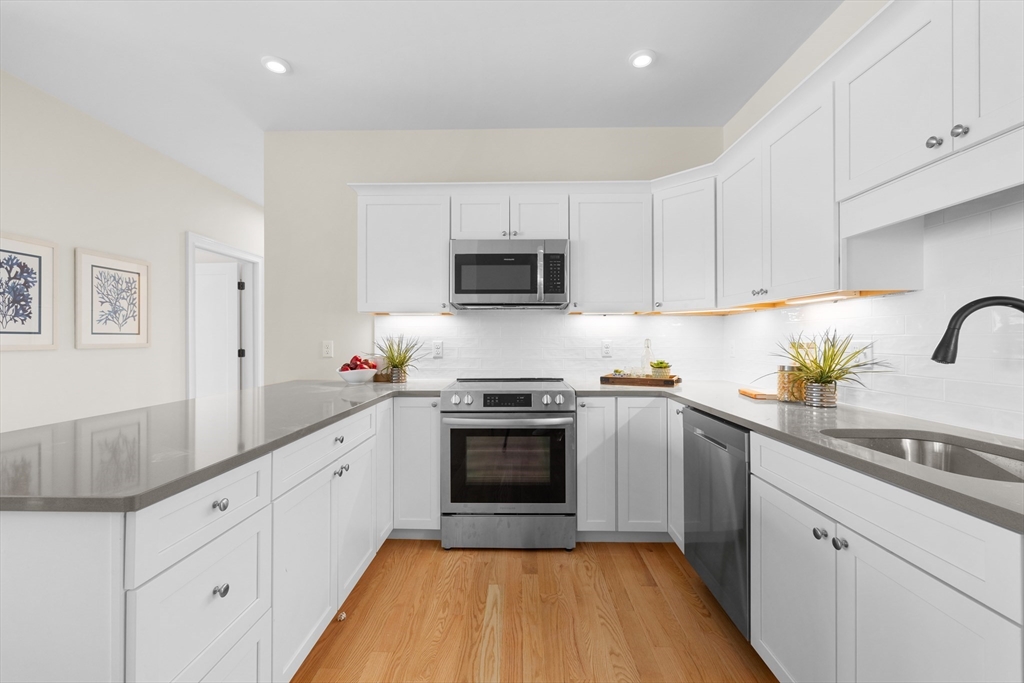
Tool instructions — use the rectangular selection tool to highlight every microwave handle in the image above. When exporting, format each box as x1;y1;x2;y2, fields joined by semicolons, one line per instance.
537;247;544;303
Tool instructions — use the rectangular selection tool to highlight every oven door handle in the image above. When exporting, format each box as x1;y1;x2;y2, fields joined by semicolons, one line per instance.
442;417;574;428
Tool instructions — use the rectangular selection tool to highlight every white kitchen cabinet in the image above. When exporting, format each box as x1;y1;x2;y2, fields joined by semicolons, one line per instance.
750;476;837;683
333;440;376;610
835;1;954;200
761;86;838;301
451;195;509;239
952;0;1024;151
197;610;272;683
357;195;450;313
374;399;394;550
575;397;617;532
393;397;441;530
653;178;716;312
666;403;685;549
616;397;668;532
716;139;765;308
569;194;652;313
271;465;336;683
510;194;569;239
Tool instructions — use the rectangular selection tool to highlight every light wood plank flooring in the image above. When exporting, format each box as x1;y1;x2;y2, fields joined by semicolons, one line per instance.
294;540;776;683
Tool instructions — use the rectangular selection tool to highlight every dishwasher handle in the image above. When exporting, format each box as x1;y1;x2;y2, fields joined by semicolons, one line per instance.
693;427;729;452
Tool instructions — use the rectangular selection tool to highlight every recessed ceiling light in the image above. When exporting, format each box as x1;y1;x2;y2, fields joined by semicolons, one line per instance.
629;50;656;68
261;56;291;75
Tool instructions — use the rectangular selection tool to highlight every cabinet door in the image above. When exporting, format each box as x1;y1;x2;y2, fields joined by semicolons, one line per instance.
836;525;1022;683
451;195;510;240
750;476;837;683
272;466;336;683
510;194;569;240
717;140;765;308
762;87;838;301
200;610;272;683
333;440;376;609
576;397;617;532
616;397;667;532
835;1;953;200
374;399;394;551
952;0;1024;151
666;403;685;549
393;397;441;530
357;195;450;313
653;178;716;312
569;194;653;312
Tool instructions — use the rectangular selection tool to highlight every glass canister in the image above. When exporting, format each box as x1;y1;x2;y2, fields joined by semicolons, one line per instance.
777;365;806;403
641;339;655;377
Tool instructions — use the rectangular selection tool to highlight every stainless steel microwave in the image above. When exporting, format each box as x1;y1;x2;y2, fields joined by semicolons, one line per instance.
450;240;569;310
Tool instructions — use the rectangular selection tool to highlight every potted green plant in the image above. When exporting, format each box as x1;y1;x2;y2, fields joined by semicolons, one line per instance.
650;359;672;379
375;334;425;383
778;330;888;408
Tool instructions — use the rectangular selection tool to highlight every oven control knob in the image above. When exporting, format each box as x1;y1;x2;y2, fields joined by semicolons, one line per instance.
554;394;564;405
450;395;461;405
541;394;552;405
464;394;474;405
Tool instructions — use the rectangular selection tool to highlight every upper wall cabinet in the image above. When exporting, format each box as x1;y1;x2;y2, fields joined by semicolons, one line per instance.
357;195;450;313
653;177;716;312
716;139;765;309
569;194;652;313
451;194;568;240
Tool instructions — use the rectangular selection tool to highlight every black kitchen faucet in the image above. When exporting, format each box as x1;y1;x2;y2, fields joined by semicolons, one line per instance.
931;296;1024;364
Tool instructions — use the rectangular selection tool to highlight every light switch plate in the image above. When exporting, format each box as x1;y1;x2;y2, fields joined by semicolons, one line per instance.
432;340;444;359
322;340;334;358
851;338;874;363
601;340;612;358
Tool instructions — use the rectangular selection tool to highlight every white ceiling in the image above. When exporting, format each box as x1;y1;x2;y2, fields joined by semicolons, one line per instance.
0;0;841;205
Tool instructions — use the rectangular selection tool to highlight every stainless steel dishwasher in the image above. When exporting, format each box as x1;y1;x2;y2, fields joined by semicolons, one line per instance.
682;407;750;640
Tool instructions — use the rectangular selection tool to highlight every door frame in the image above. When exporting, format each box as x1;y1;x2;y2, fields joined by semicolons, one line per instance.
185;232;264;399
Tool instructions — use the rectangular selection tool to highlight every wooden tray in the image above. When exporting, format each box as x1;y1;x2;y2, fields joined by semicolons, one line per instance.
600;374;681;387
738;387;778;400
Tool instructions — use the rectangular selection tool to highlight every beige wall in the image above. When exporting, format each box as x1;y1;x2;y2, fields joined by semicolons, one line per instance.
0;72;263;431
264;127;720;384
723;0;888;148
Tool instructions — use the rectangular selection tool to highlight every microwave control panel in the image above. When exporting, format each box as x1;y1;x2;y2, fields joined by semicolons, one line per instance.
544;253;565;294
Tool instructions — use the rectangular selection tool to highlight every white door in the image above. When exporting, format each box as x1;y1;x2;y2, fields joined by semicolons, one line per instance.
510;195;569;240
666;403;685;550
357;196;450;313
333;441;376;609
835;0;953;200
952;0;1024;151
762;86;838;301
575;397;617;532
272;466;336;683
195;262;239;398
750;476;837;683
616;397;667;532
716;140;765;308
374;399;394;550
835;524;1022;683
451;195;509;240
653;177;716;312
569;194;653;313
393;397;441;530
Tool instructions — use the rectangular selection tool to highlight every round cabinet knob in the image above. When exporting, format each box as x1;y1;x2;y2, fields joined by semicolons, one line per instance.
501;231;508;237
450;394;461;405
579;402;586;408
812;527;829;540
334;463;351;477
676;408;683;415
464;394;474;405
212;498;229;512
212;583;230;598
752;289;757;296
441;303;447;309
925;136;944;149
573;302;578;308
334;435;345;445
950;124;969;138
832;537;849;551
655;302;662;308
431;401;438;408
554;394;564;405
511;231;519;237
541;395;552;406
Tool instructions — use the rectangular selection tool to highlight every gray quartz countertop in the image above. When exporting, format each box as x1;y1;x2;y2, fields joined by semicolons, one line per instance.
2;377;1021;533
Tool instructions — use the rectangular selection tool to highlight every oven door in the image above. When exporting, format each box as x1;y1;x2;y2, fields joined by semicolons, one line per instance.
441;413;576;515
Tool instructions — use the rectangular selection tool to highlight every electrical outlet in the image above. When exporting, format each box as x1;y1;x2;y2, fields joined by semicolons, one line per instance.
322;340;334;358
601;340;612;358
432;340;444;359
852;338;874;363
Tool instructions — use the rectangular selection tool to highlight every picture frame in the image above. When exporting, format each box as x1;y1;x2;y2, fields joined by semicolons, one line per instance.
0;232;58;351
76;248;150;349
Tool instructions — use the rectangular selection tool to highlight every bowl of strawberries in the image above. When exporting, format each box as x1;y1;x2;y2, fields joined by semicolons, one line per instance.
337;355;378;384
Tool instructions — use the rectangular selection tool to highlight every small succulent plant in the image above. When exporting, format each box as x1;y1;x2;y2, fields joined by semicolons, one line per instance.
650;360;671;369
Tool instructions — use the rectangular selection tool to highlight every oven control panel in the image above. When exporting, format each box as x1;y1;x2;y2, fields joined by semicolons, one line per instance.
483;393;533;408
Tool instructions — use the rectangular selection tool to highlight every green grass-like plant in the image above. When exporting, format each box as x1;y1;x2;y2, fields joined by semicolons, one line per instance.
375;334;425;371
778;330;888;386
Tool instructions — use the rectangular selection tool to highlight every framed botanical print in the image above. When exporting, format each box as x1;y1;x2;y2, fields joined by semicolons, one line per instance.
76;248;150;349
0;233;58;351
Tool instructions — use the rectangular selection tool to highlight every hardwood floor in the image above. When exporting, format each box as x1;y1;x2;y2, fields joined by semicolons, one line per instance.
293;540;777;683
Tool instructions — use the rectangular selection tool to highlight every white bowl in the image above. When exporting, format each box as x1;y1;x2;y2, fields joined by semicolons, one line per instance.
337;368;377;384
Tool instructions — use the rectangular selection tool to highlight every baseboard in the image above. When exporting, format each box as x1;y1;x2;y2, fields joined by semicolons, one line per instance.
388;529;674;544
388;529;442;540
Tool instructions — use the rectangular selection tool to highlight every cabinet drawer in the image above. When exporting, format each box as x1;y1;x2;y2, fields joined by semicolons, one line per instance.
273;408;375;498
751;433;1022;623
126;457;271;588
127;507;272;683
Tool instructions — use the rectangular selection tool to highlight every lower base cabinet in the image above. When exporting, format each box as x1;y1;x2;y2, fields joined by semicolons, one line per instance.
393;397;441;530
334;440;376;609
200;610;272;683
666;404;685;549
374;399;394;550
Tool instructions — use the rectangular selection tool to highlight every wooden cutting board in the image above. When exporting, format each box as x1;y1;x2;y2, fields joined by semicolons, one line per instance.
738;387;778;400
600;374;682;387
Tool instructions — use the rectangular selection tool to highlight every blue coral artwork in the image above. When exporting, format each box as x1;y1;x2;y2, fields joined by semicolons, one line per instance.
91;265;141;335
0;234;57;351
76;248;150;348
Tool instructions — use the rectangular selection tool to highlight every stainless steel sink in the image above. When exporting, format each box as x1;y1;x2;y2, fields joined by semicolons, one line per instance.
820;429;1024;483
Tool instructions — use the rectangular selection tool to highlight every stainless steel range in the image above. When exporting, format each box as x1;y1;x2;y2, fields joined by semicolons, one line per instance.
440;378;576;550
